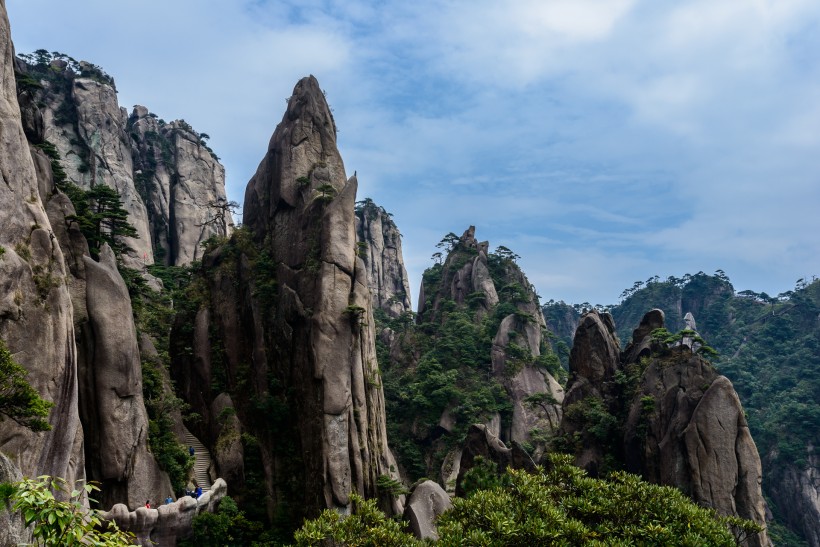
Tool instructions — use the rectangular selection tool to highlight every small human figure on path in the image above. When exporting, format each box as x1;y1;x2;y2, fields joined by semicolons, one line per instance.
189;445;195;457
145;500;151;509
195;486;202;499
165;495;173;504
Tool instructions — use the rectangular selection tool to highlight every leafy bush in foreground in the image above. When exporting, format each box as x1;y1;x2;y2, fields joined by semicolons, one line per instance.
293;454;761;546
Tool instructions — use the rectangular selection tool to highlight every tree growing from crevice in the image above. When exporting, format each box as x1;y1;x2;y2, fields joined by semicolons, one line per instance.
0;338;53;432
66;184;139;260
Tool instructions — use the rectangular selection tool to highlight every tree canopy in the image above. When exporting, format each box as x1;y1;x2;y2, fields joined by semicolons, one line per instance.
294;454;760;546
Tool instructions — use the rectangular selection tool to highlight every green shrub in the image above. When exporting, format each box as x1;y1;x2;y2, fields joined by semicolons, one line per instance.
0;475;134;546
294;454;761;546
0;338;54;432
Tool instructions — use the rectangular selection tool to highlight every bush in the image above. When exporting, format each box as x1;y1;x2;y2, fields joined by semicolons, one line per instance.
0;475;134;546
179;496;272;547
294;454;761;545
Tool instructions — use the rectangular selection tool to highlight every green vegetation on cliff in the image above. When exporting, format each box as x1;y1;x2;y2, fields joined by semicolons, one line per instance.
0;476;134;546
0;338;53;432
377;230;561;480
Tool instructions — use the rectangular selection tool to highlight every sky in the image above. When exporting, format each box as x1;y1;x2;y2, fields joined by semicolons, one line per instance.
7;0;820;308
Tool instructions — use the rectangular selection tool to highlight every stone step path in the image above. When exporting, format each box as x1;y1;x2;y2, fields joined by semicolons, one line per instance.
183;430;212;492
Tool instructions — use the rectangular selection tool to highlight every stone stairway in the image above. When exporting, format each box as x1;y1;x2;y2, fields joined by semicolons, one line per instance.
183;430;212;492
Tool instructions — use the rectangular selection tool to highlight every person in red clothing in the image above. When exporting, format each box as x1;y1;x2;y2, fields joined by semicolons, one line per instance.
145;500;151;509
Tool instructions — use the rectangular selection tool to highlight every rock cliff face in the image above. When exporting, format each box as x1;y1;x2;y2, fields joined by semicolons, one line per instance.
561;309;770;546
0;0;84;487
355;198;412;318
767;450;820;547
78;244;172;508
0;3;196;520
558;310;621;475
14;53;231;267
172;75;399;525
601;273;819;545
129;108;232;265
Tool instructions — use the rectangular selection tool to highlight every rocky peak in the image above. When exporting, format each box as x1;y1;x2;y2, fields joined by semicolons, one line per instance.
560;309;771;545
416;227;561;457
179;75;399;522
128;105;232;265
15;52;231;268
355;198;412;318
244;74;341;234
569;310;621;384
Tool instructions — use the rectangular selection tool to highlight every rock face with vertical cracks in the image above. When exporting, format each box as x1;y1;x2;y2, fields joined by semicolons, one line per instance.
561;308;770;546
81;244;172;508
354;199;412;318
559;309;621;475
0;0;84;487
13;56;232;268
180;75;398;522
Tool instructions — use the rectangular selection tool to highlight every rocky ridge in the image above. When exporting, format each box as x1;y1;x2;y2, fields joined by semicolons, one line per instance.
549;272;820;546
14;50;232;269
560;308;770;546
426;227;564;452
378;226;563;486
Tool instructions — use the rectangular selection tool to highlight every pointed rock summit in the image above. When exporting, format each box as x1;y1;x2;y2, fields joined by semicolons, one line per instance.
177;75;399;522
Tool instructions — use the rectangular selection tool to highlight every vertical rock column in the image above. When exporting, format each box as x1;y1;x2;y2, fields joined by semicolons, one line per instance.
242;75;397;514
81;244;172;509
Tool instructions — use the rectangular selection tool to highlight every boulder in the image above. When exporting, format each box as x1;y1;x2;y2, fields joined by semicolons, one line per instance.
404;480;452;540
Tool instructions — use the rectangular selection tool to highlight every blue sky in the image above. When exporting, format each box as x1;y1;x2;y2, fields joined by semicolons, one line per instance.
8;0;820;307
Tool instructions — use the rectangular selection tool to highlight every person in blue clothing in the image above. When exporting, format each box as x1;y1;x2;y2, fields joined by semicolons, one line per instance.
189;445;195;457
195;486;202;498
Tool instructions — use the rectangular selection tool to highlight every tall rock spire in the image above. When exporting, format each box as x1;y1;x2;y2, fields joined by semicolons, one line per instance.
179;75;399;521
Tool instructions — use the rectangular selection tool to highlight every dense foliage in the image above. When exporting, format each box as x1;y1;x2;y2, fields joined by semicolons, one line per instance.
0;476;134;546
180;496;276;547
294;454;760;546
0;338;53;432
65;184;139;260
